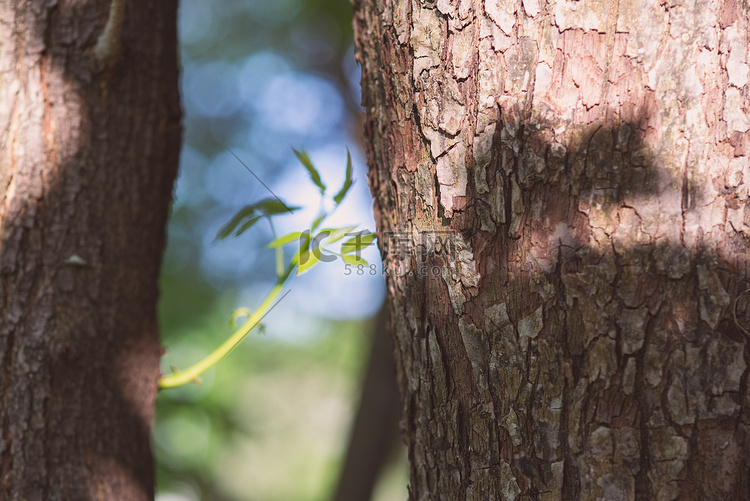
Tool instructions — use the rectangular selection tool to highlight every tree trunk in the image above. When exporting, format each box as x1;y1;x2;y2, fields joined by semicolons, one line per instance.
354;0;750;499
0;1;180;499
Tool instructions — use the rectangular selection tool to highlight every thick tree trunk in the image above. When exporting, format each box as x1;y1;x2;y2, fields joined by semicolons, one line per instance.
0;1;180;499
354;0;750;499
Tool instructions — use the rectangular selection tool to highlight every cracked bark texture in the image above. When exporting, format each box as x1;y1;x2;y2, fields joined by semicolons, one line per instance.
353;0;750;499
0;1;180;499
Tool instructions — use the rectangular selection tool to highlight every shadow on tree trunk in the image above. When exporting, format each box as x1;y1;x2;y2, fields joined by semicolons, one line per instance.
1;1;181;499
354;9;750;491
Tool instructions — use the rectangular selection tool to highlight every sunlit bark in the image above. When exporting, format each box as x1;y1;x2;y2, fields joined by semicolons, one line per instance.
355;0;750;498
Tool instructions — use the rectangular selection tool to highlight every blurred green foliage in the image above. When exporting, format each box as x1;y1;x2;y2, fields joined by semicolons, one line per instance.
157;277;369;500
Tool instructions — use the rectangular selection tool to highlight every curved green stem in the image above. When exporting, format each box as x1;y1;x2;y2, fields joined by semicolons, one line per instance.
159;282;285;389
269;220;285;280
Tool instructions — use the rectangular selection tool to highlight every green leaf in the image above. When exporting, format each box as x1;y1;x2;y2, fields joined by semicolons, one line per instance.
318;225;357;245
216;206;258;240
297;250;321;274
234;216;262;237
293;148;326;194
256;198;300;215
268;231;305;248
216;197;300;240
299;229;311;250
341;231;377;254
311;210;327;231
288;231;311;266
333;150;354;205
342;254;369;266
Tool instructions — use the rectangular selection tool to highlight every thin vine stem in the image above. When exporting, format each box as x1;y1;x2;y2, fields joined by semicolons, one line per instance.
270;219;285;280
159;281;285;389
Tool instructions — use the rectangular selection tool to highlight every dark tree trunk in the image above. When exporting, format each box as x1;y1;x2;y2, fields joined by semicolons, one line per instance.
0;1;180;499
354;0;750;499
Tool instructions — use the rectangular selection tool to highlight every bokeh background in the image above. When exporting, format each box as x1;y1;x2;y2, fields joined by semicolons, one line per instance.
153;1;407;500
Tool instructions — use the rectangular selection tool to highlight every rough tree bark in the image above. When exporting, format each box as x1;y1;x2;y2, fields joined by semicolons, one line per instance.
0;1;180;499
354;0;750;499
